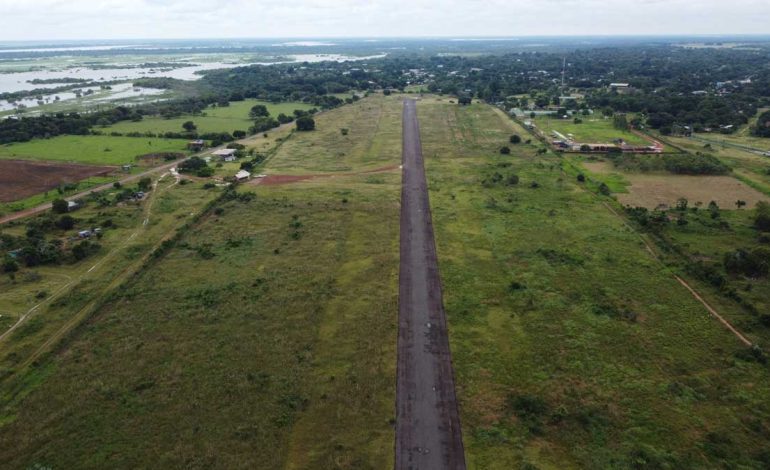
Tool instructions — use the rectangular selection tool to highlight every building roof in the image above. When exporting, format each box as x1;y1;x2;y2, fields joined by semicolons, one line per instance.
235;170;251;180
610;83;630;87
212;149;237;157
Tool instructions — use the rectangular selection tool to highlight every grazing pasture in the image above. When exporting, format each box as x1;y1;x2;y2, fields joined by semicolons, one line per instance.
0;135;189;166
103;100;314;136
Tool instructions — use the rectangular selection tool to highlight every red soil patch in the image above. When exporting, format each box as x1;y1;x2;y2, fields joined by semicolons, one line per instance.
0;159;115;202
253;165;400;187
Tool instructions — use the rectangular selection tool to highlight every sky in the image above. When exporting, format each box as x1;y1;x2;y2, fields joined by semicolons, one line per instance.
0;0;769;41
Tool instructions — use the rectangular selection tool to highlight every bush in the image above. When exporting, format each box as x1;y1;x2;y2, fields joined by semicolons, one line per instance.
756;202;770;231
724;248;770;278
510;134;522;144
56;215;76;230
577;173;586;182
500;146;511;155
2;256;19;273
598;182;611;195
296;116;315;131
196;167;214;177
51;198;68;214
137;177;152;192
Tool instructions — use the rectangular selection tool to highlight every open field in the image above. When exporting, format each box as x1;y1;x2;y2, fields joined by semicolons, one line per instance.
534;116;651;146
616;174;769;209
104;100;314;136
417;100;770;468
0;96;402;469
582;160;770;209
0;135;189;166
0;160;115;202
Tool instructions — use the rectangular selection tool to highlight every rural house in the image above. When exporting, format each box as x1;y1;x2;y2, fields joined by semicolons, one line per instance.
212;149;238;162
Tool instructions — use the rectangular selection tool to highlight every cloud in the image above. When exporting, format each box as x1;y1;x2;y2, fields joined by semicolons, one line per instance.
0;0;768;40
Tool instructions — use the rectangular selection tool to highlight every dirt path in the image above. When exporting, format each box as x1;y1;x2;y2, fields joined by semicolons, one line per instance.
395;99;466;470
0;175;179;361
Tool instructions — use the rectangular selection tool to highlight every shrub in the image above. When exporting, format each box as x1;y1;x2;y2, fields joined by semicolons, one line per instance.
577;173;586;183
598;182;611;196
56;215;76;230
500;146;511;155
724;248;770;278
51;199;68;214
510;134;522;144
296;116;315;131
756;202;770;231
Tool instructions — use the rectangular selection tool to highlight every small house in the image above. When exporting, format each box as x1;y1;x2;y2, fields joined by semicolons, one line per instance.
67;201;80;212
235;170;251;181
212;149;238;162
78;230;92;239
188;140;206;152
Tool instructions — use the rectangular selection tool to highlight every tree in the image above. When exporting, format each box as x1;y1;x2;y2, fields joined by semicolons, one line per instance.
233;130;247;139
708;201;720;219
56;215;76;230
276;113;293;124
598;182;611;196
296;116;316;132
138;177;152;192
182;121;197;132
458;95;472;106
52;198;68;214
510;134;522;144
383;89;392;96
736;200;747;209
249;105;269;118
2;256;18;274
500;146;511;155
613;114;629;130
755;201;770;231
577;174;586;183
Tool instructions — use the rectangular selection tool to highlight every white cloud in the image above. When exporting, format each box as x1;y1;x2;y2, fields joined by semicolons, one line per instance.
0;0;768;40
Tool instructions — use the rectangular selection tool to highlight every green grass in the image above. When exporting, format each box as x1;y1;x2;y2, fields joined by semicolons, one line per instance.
418;100;770;469
0;135;189;166
535;115;651;146
0;96;402;469
103;100;314;136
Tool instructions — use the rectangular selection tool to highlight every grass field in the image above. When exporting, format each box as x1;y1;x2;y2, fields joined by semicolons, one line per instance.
534;115;651;146
0;96;402;469
104;100;314;136
418;100;770;468
0;135;189;166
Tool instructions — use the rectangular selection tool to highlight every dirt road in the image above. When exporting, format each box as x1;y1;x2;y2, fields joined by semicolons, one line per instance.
395;99;466;470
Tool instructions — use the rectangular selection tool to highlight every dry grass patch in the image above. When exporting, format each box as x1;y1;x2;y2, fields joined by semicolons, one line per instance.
616;174;769;209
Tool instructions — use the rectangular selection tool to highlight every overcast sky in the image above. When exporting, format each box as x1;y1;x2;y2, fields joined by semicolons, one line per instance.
0;0;769;41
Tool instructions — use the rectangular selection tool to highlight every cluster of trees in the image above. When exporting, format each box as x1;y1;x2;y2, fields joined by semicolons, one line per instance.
753;110;770;137
1;216;103;274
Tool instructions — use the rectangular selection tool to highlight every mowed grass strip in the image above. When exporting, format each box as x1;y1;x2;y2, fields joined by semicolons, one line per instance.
535;115;651;146
0;96;401;469
418;101;770;469
104;100;314;136
267;95;403;174
0;135;189;166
